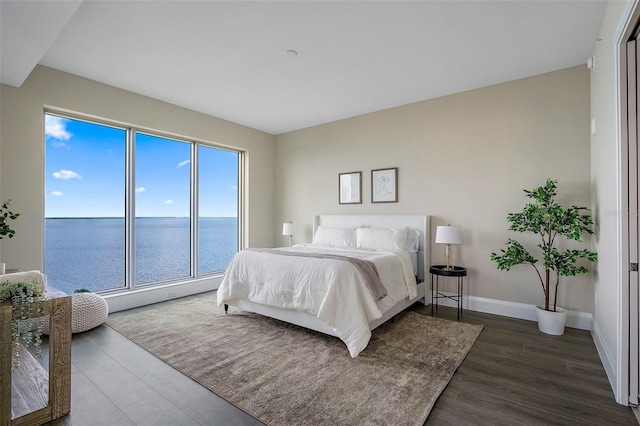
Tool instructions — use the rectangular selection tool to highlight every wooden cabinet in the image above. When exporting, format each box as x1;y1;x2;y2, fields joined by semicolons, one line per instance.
0;296;72;426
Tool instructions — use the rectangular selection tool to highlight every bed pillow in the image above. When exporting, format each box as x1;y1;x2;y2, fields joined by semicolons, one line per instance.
404;227;422;253
356;226;421;253
312;226;357;247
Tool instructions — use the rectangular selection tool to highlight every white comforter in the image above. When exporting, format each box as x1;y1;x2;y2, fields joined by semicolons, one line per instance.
216;244;417;357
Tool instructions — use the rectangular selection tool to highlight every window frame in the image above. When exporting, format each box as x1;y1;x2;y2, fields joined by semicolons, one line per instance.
44;109;244;294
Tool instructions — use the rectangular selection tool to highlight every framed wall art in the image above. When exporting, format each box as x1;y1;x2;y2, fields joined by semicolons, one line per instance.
338;171;362;204
371;167;398;203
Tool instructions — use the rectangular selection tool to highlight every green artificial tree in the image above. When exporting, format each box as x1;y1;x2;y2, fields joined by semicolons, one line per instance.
490;179;597;312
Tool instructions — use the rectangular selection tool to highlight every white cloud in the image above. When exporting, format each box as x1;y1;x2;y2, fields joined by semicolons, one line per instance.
177;160;190;168
52;169;81;180
51;191;64;197
45;116;72;145
135;186;146;193
231;185;238;190
164;199;174;205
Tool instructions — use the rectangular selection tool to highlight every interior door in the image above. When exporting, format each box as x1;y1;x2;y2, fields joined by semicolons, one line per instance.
627;37;640;407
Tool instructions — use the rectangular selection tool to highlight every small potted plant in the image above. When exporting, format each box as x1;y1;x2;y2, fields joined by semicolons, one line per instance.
490;179;597;335
0;279;46;370
0;199;19;274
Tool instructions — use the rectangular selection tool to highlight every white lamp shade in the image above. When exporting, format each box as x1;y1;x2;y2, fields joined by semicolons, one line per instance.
282;222;295;236
435;226;461;244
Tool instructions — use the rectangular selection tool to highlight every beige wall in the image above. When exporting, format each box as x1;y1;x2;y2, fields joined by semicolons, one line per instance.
276;66;593;312
0;65;276;271
0;60;595;315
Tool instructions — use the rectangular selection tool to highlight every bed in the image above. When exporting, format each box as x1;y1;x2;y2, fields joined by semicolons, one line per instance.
217;214;430;357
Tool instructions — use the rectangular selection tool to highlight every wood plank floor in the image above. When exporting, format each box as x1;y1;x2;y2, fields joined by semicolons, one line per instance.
30;292;635;425
416;304;637;425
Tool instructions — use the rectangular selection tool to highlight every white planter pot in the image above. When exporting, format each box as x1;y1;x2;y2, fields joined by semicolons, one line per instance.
536;306;567;335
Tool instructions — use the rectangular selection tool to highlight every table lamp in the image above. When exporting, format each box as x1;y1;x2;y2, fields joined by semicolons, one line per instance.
282;222;295;247
435;225;461;270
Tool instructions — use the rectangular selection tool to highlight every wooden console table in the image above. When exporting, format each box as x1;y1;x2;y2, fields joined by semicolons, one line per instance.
0;295;72;426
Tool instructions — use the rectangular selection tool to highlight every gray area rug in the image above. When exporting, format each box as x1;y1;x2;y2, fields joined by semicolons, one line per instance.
106;294;483;426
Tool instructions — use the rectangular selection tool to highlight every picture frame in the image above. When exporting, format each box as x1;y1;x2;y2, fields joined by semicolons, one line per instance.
371;167;398;203
338;171;362;204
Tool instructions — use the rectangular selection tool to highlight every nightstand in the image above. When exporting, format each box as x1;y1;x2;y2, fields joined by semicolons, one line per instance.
429;265;467;320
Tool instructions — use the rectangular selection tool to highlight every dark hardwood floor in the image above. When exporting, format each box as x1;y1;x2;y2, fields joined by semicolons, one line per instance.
418;304;637;426
32;292;636;425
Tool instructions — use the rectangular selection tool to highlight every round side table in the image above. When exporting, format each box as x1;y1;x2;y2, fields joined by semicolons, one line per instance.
429;265;467;320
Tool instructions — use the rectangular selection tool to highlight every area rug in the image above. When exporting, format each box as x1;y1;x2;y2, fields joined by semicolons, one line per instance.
106;294;483;426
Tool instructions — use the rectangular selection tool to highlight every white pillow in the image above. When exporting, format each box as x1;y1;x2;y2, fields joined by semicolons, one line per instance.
356;226;421;253
356;227;397;251
403;227;422;253
312;226;357;247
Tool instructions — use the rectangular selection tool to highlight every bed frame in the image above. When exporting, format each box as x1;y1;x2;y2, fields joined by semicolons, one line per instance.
228;214;430;337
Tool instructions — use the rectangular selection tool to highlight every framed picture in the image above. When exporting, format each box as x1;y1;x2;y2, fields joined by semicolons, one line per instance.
339;171;362;204
371;167;398;203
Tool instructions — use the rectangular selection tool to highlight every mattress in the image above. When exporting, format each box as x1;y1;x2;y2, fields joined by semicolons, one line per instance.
217;243;417;357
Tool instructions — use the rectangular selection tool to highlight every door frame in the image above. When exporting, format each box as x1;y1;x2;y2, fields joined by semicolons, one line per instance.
618;0;640;407
625;37;639;407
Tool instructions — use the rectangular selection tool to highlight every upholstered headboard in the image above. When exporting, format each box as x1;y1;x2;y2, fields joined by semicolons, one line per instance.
312;214;430;282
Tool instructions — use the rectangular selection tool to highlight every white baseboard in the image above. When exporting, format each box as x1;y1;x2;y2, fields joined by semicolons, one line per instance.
106;282;593;331
104;275;223;313
592;319;618;397
431;292;592;331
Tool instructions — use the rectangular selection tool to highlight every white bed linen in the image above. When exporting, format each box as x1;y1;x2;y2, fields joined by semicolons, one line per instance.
217;243;417;357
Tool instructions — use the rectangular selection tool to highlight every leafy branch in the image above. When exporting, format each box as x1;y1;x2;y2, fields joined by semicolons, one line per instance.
0;199;19;240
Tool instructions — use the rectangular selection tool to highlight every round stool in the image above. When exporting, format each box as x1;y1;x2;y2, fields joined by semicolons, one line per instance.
42;292;109;334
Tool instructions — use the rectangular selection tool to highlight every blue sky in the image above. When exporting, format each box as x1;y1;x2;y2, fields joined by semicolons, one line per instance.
45;115;238;218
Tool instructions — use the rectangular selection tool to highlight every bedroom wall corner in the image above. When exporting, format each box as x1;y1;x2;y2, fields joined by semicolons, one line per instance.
0;65;277;273
274;65;593;315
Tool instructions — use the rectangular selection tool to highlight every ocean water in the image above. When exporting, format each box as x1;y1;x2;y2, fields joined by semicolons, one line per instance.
44;217;237;295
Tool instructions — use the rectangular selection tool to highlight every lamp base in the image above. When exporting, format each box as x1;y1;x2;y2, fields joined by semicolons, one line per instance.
444;244;453;270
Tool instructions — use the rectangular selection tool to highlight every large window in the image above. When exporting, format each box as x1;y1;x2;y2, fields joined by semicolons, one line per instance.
198;145;239;275
135;133;192;284
44;113;241;295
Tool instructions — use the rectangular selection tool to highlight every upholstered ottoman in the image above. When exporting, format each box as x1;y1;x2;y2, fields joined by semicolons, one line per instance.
42;292;109;334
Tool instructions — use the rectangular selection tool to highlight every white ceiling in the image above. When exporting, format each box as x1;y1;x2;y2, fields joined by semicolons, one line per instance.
1;1;606;135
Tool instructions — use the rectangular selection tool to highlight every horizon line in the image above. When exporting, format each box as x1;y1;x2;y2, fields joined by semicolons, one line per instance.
45;216;238;219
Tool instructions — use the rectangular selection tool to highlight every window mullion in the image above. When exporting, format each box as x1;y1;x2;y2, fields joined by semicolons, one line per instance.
191;143;198;278
126;129;136;289
238;152;245;251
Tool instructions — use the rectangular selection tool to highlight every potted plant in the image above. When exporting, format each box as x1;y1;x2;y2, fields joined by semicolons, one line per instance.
0;199;19;274
490;179;597;335
0;279;46;370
